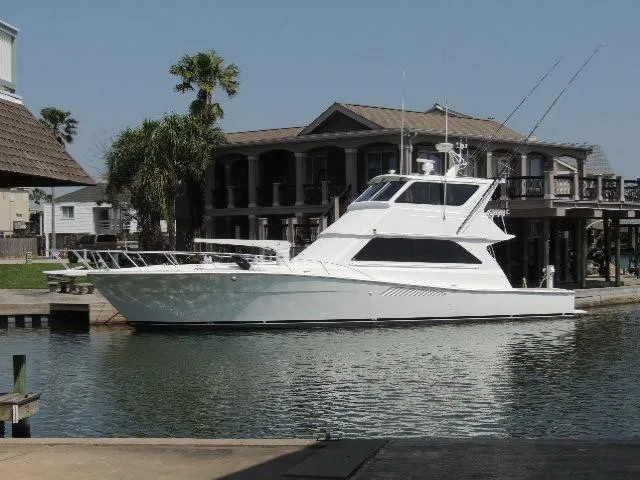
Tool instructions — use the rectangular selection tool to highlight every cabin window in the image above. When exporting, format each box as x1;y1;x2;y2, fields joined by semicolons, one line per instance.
370;181;406;201
395;182;478;206
353;238;481;264
61;206;75;219
355;182;387;202
355;180;407;202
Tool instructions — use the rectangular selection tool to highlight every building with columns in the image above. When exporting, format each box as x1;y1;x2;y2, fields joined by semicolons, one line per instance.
187;101;639;288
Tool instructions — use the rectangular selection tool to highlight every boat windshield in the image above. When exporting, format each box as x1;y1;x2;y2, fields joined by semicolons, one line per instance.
355;180;407;202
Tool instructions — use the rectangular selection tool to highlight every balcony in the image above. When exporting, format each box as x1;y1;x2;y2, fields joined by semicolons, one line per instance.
497;172;639;205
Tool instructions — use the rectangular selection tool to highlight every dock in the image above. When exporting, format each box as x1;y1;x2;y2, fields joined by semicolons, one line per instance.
0;437;639;479
0;289;126;326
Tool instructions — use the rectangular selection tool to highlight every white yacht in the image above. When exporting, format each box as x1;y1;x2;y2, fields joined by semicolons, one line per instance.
85;152;575;328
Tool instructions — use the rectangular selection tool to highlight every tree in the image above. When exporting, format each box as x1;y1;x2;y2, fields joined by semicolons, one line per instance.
105;120;165;250
29;188;51;205
170;50;239;124
39;107;78;254
39;107;78;144
105;114;223;250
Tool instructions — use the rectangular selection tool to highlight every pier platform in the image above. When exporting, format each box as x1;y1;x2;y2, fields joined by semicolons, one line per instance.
0;437;639;479
0;289;125;326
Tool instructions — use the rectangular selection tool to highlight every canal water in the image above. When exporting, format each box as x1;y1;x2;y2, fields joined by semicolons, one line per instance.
1;306;639;439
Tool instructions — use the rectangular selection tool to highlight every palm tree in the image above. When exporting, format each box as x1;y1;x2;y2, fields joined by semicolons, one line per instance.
170;50;239;124
39;107;78;254
40;107;78;144
105;120;165;250
106;114;223;250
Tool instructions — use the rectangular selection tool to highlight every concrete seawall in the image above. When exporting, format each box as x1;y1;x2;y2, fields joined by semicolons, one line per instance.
575;285;640;308
1;437;639;479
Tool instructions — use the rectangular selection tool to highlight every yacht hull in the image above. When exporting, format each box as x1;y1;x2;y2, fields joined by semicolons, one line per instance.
89;271;575;328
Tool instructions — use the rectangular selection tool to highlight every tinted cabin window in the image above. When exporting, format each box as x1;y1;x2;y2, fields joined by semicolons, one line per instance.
370;181;406;201
355;182;386;202
396;182;478;206
353;238;481;264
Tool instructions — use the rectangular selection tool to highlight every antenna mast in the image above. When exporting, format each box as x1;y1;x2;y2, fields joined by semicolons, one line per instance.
400;71;406;174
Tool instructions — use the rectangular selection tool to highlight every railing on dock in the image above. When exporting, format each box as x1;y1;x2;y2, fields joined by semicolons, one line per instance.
498;173;640;203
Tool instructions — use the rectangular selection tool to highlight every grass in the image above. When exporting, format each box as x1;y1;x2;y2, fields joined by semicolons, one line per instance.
0;263;66;289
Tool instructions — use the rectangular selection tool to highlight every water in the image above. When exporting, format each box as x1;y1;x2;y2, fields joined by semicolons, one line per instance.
1;307;639;439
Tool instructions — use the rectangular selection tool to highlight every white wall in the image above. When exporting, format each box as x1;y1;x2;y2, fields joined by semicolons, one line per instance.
42;201;167;235
0;29;13;84
43;201;97;235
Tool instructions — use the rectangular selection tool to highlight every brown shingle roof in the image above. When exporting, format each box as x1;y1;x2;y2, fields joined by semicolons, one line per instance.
222;102;525;146
0;96;95;187
225;126;304;145
339;103;524;141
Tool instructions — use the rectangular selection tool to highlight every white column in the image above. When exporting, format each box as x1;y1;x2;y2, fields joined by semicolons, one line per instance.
520;153;528;199
248;214;257;240
248;155;259;208
321;180;330;206
345;148;358;200
295;152;306;206
485;151;493;179
272;182;281;207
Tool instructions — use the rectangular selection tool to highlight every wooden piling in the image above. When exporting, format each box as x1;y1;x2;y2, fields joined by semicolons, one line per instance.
603;216;611;282
12;354;30;438
614;218;621;287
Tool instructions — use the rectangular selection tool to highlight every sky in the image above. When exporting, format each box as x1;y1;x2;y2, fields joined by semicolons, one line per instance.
3;0;640;178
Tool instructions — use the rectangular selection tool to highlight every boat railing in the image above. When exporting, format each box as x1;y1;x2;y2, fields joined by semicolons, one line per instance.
53;249;277;272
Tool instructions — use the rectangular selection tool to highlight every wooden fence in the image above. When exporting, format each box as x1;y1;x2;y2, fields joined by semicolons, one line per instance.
0;237;39;259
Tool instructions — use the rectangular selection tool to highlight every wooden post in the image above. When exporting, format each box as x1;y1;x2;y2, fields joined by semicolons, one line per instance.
636;226;640;279
618;176;625;202
615;218;621;287
603;216;610;282
522;219;529;286
581;218;588;289
553;220;561;282
542;217;550;284
12;354;30;438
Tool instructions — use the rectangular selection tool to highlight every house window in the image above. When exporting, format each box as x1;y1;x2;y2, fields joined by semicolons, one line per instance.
527;155;545;176
395;182;478;206
365;150;398;180
352;237;481;264
306;152;327;184
61;206;75;219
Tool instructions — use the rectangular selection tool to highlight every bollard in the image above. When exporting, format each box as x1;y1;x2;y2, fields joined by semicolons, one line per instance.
12;354;30;438
546;265;555;288
25;251;32;264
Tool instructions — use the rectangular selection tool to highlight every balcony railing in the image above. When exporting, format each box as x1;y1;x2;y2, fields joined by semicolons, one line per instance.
498;172;639;203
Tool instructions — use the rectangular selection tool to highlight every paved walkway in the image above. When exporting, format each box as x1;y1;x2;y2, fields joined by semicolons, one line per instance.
0;438;639;479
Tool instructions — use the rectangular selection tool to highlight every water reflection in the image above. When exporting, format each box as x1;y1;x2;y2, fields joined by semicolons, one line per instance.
1;308;639;439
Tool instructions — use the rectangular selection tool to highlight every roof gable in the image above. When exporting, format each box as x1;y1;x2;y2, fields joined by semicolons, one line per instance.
299;103;381;135
55;183;129;204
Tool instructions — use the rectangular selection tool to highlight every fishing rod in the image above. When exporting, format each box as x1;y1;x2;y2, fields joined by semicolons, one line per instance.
457;45;602;235
466;55;564;165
